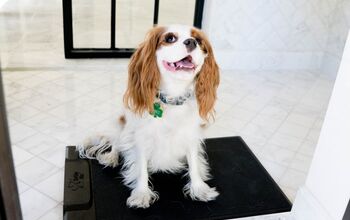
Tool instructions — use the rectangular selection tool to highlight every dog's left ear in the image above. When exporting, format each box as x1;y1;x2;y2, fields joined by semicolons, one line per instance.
192;28;220;121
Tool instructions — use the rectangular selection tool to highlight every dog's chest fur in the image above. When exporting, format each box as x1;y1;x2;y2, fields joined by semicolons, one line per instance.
128;99;202;173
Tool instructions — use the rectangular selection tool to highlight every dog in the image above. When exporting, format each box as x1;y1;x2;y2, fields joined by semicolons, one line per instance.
78;25;220;208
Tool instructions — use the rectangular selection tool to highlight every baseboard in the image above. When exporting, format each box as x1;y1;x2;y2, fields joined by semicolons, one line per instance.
291;186;333;220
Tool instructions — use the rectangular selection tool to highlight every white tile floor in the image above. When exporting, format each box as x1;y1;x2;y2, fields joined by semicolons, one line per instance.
0;0;336;219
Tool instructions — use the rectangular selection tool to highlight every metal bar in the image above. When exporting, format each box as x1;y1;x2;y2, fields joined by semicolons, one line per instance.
62;0;74;58
0;68;22;220
153;0;159;26
111;0;116;49
193;0;205;28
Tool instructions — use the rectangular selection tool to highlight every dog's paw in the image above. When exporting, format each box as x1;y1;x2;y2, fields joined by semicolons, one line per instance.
126;188;159;209
77;135;111;158
183;182;219;201
96;151;118;168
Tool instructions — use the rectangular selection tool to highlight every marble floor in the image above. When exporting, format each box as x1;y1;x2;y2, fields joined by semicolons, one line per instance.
0;0;336;220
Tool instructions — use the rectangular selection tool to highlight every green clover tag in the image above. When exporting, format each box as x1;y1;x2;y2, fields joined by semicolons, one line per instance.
151;102;163;118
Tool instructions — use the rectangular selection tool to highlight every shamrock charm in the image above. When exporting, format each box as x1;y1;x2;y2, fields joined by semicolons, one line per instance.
151;102;163;118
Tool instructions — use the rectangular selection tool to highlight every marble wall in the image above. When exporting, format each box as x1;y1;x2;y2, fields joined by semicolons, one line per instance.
203;0;350;76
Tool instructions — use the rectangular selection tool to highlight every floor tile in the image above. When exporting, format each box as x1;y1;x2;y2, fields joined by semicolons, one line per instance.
260;159;288;182
9;122;38;143
17;179;31;194
38;146;66;168
279;168;307;190
251;114;284;132
37;204;63;220
298;139;317;156
305;127;322;142
34;170;64;202
241;123;275;141
259;105;289;120
284;112;317;128
259;144;296;167
203;124;235;138
4;96;23;110
20;188;58;220
9;89;41;102
267;132;303;151
22;112;61;132
278;122;311;139
215;114;248;132
12;145;34;166
16;157;60;186
226;106;259;122
7;104;40;122
16;132;63;155
289;153;313;173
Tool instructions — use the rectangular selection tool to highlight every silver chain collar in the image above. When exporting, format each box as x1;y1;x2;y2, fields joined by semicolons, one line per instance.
156;90;193;105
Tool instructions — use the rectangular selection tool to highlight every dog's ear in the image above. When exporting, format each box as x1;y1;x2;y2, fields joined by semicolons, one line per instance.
192;28;220;121
124;26;165;115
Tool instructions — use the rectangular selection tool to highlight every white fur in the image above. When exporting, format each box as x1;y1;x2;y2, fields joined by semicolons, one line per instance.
78;25;219;208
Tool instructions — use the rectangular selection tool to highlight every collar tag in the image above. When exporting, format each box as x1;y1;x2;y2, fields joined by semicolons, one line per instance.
151;102;163;118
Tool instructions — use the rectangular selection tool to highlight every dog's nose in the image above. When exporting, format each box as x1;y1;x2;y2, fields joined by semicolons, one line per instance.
183;38;197;52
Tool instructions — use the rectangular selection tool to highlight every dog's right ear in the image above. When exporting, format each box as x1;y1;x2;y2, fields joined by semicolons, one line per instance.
123;26;165;115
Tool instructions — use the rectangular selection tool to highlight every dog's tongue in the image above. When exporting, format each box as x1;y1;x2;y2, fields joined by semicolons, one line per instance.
176;57;195;69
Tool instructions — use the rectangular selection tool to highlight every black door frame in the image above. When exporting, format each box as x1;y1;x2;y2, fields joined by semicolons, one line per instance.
62;0;205;58
0;67;22;220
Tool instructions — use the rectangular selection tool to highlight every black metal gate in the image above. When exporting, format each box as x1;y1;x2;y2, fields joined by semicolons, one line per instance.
62;0;205;58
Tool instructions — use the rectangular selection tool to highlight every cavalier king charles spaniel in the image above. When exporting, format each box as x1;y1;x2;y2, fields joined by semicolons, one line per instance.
78;25;220;208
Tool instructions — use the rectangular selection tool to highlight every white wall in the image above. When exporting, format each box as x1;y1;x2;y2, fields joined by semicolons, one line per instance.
202;0;349;75
0;0;8;8
292;31;350;220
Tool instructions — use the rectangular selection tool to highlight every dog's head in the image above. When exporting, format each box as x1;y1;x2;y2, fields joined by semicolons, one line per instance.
124;25;219;120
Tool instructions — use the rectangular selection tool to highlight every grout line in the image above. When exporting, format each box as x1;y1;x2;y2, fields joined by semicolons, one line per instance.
34;203;61;220
16;163;62;188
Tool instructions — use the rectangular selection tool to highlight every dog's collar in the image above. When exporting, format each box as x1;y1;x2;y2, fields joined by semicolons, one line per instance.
156;90;193;105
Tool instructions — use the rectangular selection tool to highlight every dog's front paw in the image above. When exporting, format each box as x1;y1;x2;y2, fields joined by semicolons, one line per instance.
96;151;118;167
126;188;159;209
184;182;219;201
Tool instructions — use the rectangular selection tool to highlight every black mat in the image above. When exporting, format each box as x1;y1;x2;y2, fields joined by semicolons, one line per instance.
64;136;291;220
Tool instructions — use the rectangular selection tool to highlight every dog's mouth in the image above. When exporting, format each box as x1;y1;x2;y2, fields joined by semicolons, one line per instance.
162;55;196;72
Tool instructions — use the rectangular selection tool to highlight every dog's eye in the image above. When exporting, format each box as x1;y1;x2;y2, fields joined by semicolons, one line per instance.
195;38;202;45
165;34;177;43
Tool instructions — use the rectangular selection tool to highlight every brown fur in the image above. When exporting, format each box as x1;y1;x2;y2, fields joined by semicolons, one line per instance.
191;28;220;121
123;26;165;114
119;115;126;126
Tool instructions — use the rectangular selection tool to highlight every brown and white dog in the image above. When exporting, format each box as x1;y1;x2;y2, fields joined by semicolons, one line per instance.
79;25;220;208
